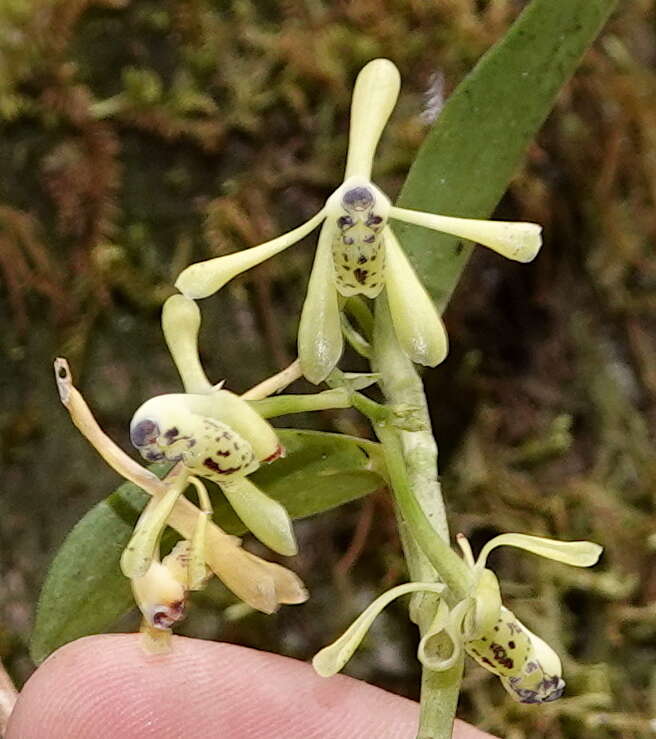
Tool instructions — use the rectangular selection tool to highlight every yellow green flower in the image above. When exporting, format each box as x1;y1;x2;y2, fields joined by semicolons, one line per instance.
53;296;307;650
174;59;542;383
312;532;601;704
125;294;296;566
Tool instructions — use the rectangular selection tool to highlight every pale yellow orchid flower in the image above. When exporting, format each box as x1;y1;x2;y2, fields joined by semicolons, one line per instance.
312;532;601;704
175;59;542;383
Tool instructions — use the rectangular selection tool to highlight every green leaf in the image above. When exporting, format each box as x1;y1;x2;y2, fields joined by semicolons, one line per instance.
30;430;385;663
395;0;618;313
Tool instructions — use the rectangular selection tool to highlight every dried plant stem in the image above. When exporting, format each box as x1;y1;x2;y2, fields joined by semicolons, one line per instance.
0;658;17;736
241;359;303;400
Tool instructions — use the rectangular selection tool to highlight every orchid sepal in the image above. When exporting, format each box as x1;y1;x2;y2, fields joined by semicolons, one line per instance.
389;206;542;263
175;208;326;299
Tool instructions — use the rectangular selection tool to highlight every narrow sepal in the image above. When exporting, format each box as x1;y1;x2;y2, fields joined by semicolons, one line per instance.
201;522;307;613
161;295;212;393
313;582;444;677
219;476;297;556
120;477;188;578
298;221;343;384
477;533;603;570
389;206;542;263
466;569;502;639
175;210;326;299
383;227;448;366
344;59;401;179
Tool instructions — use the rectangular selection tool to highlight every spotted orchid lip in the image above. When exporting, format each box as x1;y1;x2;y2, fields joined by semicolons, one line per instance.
130;418;160;448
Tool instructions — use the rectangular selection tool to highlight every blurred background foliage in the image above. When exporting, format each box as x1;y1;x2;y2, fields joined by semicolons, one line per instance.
1;0;656;736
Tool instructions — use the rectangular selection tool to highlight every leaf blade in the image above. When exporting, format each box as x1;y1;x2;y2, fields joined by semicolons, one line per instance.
396;0;617;312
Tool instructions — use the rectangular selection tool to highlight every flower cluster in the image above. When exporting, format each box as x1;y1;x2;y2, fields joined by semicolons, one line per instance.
52;57;600;711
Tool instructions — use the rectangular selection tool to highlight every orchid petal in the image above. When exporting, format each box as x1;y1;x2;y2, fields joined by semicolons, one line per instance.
298;220;343;384
186;477;212;590
466;569;502;640
383;226;448;367
175;209;326;299
54;358;168;498
313;582;444;677
220;476;297;556
162;295;212;393
389;206;542;263
120;474;189;578
477;533;602;570
201;520;307;613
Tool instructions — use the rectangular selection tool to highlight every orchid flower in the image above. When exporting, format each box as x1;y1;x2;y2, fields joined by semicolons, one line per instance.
174;59;542;383
125;293;297;574
53;296;308;651
132;538;204;654
312;532;601;704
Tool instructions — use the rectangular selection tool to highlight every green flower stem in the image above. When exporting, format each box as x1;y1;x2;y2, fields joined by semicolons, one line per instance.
344;296;374;339
372;295;466;738
372;2;617;732
373;421;470;599
248;389;351;418
340;313;372;358
349;392;391;425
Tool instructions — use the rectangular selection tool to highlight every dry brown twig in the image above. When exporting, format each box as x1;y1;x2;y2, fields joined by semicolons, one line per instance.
0;658;17;737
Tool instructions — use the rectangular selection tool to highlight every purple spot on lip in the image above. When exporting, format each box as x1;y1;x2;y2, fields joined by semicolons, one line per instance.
342;187;374;211
152;600;185;629
131;419;159;448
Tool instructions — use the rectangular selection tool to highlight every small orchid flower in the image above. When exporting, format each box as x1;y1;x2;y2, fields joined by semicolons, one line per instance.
174;59;542;383
124;294;296;576
53;298;308;645
132;540;195;654
55;357;307;623
128;389;295;560
312;533;601;704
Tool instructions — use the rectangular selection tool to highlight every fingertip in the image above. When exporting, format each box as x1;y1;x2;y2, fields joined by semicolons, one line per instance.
8;635;493;738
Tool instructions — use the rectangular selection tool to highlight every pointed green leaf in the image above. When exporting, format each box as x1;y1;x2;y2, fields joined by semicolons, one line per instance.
395;0;617;312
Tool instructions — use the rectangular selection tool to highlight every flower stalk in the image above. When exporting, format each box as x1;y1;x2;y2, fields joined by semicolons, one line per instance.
372;294;465;738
